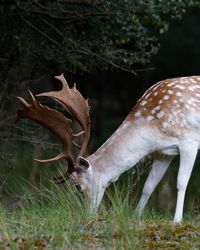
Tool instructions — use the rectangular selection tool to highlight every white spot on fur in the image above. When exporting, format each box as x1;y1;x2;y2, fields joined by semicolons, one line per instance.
156;111;165;119
135;111;141;117
189;79;197;83
158;99;163;105
168;90;174;94
163;95;169;100
146;116;154;121
156;105;161;110
172;109;179;116
175;85;185;90
185;104;190;109
168;82;176;87
162;122;169;129
190;97;196;102
188;86;196;91
187;100;193;105
179;99;184;103
141;100;147;106
190;101;197;108
151;105;161;114
179;80;188;84
176;92;182;96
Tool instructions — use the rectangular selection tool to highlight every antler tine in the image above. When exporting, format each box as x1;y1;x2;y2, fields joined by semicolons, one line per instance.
16;91;76;174
37;74;91;156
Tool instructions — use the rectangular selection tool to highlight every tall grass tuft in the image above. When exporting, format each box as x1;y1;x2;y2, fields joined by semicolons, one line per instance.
0;166;200;249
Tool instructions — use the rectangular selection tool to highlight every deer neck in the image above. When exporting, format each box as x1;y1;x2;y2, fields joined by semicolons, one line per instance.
87;118;156;186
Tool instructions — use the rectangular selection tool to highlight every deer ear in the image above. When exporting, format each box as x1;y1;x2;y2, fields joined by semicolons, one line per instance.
76;156;90;172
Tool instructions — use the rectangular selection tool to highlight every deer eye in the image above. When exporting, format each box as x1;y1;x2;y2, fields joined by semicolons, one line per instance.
75;184;82;193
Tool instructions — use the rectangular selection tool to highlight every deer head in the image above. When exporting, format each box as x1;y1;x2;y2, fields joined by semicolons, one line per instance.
16;74;97;202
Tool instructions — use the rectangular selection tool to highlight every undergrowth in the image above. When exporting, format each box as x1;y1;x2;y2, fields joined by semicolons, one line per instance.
0;181;200;250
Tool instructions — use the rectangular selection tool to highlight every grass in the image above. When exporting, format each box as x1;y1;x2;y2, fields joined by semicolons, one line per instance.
0;182;200;250
1;149;200;249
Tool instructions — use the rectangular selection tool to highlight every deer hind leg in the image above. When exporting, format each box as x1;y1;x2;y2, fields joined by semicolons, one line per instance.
136;153;174;215
173;142;198;224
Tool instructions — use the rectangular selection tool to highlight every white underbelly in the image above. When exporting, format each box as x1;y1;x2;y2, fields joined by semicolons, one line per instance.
160;145;179;155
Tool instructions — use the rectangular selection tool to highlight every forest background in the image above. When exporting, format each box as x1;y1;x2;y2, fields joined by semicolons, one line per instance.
1;0;200;213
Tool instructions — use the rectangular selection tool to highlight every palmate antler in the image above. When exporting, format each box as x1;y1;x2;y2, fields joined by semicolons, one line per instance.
16;74;90;178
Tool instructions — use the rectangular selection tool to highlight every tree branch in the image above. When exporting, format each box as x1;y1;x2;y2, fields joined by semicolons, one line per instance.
58;0;99;5
21;17;60;46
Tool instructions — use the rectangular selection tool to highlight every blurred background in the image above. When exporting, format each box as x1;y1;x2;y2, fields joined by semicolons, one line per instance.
1;0;200;213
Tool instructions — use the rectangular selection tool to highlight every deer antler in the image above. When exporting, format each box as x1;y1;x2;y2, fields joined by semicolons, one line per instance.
37;74;90;156
16;74;91;175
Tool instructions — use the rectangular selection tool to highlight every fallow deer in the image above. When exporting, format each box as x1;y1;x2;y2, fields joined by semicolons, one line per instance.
16;74;200;223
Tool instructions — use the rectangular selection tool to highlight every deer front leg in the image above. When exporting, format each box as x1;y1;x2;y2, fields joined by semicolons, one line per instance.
173;142;198;224
136;154;174;215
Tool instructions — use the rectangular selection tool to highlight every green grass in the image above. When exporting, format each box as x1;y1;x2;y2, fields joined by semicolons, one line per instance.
0;182;200;250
